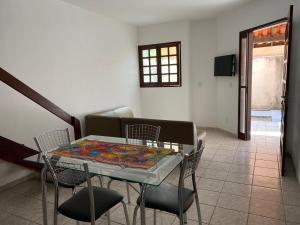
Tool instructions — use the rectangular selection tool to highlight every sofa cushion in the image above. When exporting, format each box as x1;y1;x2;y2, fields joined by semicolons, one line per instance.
121;117;194;145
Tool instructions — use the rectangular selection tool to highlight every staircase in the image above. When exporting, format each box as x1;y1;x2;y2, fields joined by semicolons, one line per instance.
0;67;82;170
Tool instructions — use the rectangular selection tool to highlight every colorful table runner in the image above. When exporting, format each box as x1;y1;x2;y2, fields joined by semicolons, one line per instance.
51;140;174;169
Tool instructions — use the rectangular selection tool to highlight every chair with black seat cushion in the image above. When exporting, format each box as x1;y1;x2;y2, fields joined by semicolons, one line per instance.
132;141;204;225
34;129;102;192
42;154;130;225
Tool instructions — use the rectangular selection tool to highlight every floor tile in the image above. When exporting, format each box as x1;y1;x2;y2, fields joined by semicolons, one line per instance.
249;198;285;220
200;169;228;181
282;178;300;193
210;207;248;225
199;160;212;168
198;189;220;206
230;164;254;175
212;155;234;163
226;173;253;185
198;178;224;192
217;193;250;212
0;210;39;225
222;182;252;197
285;205;300;223
207;162;232;172
253;176;281;189
256;153;278;162
251;186;282;202
284;191;300;207
247;214;285;225
187;203;214;224
254;167;279;178
172;219;207;225
255;160;278;169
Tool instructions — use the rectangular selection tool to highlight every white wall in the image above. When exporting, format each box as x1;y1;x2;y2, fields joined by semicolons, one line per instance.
138;21;191;121
190;20;218;128
215;0;298;134
0;0;141;186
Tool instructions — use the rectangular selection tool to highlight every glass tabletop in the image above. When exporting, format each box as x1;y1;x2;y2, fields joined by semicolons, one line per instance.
25;135;195;186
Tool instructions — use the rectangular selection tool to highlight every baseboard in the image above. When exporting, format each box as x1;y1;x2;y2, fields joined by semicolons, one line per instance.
0;172;39;192
197;126;238;138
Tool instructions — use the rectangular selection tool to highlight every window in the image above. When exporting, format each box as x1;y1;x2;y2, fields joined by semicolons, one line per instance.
138;42;181;87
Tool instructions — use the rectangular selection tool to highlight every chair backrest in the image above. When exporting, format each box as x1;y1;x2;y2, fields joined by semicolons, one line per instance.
42;155;96;222
178;141;204;189
125;124;160;145
34;128;71;154
177;141;204;216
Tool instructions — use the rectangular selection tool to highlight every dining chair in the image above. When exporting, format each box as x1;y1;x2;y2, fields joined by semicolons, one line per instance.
34;128;102;192
132;141;204;225
42;155;130;225
107;124;161;203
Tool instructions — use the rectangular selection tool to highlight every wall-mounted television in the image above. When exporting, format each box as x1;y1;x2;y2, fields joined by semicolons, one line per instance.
214;54;236;76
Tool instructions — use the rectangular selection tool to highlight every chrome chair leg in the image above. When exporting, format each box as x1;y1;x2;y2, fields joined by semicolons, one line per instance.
153;209;157;225
97;176;103;187
107;210;111;225
41;167;48;225
121;201;130;225
132;205;139;225
183;213;187;224
126;182;131;204
195;191;202;225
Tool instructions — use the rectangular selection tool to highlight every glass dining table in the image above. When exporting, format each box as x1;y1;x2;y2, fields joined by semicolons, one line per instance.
25;135;195;225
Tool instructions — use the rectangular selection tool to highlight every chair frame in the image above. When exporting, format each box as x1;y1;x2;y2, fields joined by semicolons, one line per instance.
132;142;204;225
42;155;130;225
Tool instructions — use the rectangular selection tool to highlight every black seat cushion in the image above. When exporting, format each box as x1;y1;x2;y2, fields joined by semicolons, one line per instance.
46;169;88;188
137;183;195;215
58;187;123;222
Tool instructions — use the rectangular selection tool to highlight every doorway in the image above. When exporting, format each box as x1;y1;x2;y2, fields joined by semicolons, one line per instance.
251;23;286;139
238;5;293;175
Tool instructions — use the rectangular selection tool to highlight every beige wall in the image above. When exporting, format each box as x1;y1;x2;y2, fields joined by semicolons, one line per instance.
252;46;284;110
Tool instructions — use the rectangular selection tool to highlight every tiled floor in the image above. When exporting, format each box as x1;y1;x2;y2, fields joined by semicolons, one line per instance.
0;129;300;225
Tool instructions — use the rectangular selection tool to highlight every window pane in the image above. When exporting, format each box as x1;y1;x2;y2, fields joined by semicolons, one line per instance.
150;58;157;66
169;47;177;55
142;50;149;57
162;66;169;73
144;75;150;83
162;75;169;83
143;58;149;66
150;49;157;57
170;74;178;82
161;57;169;65
151;75;158;82
169;56;177;64
143;67;150;74
170;65;177;73
161;48;168;56
151;66;157;74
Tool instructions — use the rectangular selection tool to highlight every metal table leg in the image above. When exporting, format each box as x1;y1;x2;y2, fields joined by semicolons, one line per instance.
41;166;48;225
139;184;146;225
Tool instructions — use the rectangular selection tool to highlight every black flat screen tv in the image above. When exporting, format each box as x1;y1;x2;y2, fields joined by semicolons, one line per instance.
214;54;236;76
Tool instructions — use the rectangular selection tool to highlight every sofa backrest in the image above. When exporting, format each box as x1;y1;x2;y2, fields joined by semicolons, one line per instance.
121;117;195;145
85;115;122;137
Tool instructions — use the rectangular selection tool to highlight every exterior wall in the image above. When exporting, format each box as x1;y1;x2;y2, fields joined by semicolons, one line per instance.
252;46;284;110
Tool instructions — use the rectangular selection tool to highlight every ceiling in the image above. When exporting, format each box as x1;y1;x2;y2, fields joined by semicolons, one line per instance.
62;0;253;26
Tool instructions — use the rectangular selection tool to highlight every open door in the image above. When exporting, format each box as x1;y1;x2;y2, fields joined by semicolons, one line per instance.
238;31;253;140
280;5;293;176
